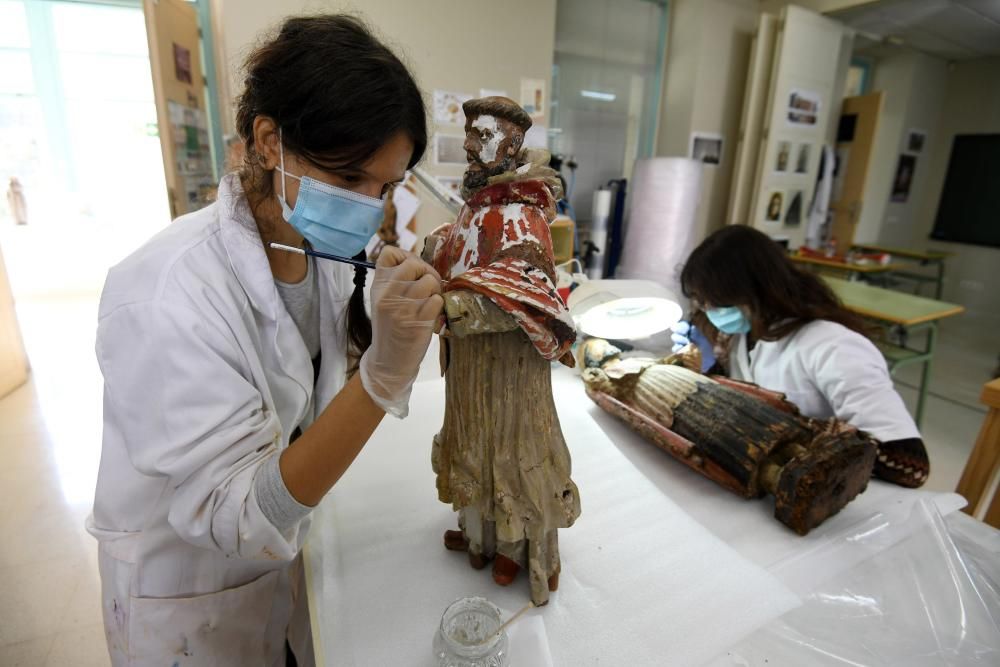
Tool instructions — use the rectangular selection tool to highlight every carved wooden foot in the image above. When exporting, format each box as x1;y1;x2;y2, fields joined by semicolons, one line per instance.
469;552;490;570
764;436;877;535
492;554;520;586
443;529;468;552
444;529;490;568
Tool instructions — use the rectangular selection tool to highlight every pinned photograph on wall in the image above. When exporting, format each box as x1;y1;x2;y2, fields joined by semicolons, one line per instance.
480;88;508;99
775;141;791;172
520;78;547;119
906;129;926;153
690;133;723;166
784;190;803;227
433;90;472;125
173;43;192;84
796;143;811;174
765;190;784;222
787;88;820;126
433;134;467;166
891;154;917;202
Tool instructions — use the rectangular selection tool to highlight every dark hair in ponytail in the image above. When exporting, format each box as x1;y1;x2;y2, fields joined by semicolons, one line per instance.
347;250;373;374
235;15;427;374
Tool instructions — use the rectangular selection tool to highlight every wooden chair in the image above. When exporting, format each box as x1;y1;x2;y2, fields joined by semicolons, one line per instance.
956;378;1000;528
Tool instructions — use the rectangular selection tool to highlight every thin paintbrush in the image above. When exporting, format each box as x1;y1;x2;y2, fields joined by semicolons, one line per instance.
268;242;376;270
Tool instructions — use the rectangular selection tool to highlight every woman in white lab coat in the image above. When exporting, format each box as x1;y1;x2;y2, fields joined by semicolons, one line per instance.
87;16;442;666
677;225;929;488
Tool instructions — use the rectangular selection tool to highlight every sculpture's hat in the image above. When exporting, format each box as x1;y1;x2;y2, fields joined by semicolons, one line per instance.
462;96;532;132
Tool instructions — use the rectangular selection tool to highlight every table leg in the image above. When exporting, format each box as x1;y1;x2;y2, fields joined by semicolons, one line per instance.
935;259;945;300
914;322;937;428
957;405;1000;523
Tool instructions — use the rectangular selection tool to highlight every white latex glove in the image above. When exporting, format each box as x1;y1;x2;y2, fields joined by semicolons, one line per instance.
359;246;444;418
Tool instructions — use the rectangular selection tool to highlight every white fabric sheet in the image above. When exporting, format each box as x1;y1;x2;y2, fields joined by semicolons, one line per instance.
507;616;553;667
306;370;800;666
576;368;964;571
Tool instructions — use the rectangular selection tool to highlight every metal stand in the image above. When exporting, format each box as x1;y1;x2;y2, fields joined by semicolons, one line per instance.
877;321;937;428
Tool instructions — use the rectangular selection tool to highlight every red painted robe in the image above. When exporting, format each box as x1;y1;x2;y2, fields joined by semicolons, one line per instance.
431;178;576;366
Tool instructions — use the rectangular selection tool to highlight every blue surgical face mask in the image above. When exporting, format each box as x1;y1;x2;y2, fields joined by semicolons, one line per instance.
705;306;751;335
276;137;384;258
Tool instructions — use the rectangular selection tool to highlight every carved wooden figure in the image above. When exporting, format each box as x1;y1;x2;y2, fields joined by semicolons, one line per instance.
424;97;580;606
582;348;878;535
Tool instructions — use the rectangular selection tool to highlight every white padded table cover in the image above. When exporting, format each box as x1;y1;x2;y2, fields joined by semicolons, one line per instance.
304;369;803;666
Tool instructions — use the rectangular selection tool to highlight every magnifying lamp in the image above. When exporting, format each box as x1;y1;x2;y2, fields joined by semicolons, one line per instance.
567;279;683;340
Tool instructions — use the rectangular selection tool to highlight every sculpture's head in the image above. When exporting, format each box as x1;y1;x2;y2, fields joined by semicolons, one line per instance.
461;96;532;195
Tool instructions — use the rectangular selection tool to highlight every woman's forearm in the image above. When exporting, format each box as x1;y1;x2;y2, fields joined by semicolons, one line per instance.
278;373;385;507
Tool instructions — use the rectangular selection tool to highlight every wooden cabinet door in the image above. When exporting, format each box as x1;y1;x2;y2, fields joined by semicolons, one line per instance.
829;92;883;254
143;0;212;219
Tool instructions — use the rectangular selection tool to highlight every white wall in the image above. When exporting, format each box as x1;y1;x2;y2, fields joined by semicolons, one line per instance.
656;0;761;243
208;0;557;237
760;0;875;13
908;56;1000;315
854;50;948;246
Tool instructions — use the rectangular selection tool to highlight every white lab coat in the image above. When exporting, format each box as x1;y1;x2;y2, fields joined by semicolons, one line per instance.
87;174;355;666
728;319;920;442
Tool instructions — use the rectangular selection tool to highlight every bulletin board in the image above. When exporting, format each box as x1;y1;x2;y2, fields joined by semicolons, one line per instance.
729;5;853;249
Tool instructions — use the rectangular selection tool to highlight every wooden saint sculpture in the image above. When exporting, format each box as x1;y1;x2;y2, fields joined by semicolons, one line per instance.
423;97;580;606
581;341;878;535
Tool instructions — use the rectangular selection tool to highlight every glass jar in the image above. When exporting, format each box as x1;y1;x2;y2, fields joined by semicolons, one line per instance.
433;596;510;667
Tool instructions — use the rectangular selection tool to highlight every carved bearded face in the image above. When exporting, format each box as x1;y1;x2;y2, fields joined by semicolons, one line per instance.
462;113;523;196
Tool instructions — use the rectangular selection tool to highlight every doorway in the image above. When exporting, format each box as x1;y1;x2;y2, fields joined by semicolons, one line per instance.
0;0;171;537
1;0;170;300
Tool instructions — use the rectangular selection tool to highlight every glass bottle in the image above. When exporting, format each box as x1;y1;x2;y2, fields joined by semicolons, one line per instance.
433;596;510;667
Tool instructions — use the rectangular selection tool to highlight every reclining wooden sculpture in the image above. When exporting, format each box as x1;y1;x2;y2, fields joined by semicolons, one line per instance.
423;97;580;606
581;342;877;535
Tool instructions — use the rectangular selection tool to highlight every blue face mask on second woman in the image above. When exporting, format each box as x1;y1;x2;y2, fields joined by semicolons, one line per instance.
705;306;752;335
275;137;384;258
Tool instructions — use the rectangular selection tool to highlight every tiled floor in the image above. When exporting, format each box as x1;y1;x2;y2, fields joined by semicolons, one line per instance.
0;289;995;665
1;296;108;666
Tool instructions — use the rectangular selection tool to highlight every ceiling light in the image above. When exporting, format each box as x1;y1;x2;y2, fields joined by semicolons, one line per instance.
580;90;616;102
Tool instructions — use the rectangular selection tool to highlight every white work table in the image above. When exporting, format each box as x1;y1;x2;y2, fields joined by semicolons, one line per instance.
304;343;1000;665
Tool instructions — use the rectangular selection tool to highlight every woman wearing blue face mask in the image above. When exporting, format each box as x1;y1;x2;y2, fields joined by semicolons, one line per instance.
88;16;442;666
676;225;928;491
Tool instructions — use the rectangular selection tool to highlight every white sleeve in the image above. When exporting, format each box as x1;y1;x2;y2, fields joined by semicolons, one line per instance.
97;298;306;561
807;329;921;442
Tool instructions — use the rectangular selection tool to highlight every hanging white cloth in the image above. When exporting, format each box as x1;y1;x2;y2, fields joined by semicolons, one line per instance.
805;144;834;249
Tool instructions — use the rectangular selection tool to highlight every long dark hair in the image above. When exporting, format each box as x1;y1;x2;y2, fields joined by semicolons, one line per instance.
680;225;869;342
235;15;427;375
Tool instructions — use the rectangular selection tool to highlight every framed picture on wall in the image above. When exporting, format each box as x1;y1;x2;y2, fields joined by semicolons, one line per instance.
690;132;723;166
786;88;820;126
906;129;926;154
784;190;803;227
433;134;467;166
795;143;811;174
891;154;917;202
433;90;472;125
765;190;784;222
173;43;192;84
520;78;547;120
775;141;791;173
